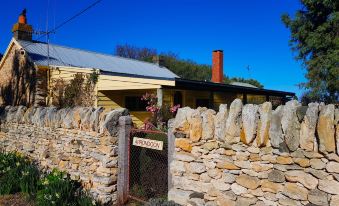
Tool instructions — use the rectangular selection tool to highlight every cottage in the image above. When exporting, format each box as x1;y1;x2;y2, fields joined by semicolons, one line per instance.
0;10;294;126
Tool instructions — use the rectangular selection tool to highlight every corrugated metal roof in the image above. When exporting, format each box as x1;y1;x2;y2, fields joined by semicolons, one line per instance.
230;82;258;88
17;40;178;80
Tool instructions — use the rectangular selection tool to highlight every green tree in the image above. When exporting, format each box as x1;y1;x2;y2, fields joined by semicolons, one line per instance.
282;0;339;103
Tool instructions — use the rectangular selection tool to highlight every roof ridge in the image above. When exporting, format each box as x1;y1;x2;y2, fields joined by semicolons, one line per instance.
21;40;167;69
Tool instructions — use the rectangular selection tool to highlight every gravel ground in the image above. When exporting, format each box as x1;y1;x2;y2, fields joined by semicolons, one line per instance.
0;193;34;206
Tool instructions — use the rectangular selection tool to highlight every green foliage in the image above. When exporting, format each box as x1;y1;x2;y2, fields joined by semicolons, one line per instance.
159;53;212;81
36;169;96;206
282;0;339;103
20;164;40;197
0;152;97;206
0;152;39;196
37;169;77;206
51;70;99;108
145;198;181;206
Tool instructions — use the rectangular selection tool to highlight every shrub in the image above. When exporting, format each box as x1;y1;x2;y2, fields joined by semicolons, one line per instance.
36;169;97;206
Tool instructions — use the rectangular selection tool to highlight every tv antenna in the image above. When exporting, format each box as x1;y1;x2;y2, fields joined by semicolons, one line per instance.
246;65;252;79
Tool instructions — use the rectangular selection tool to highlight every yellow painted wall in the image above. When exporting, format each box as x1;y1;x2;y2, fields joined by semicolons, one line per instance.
213;92;239;110
98;89;156;127
162;89;242;110
247;94;266;104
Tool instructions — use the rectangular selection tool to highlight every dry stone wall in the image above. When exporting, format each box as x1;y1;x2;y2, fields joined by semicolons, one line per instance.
169;99;339;206
0;105;129;205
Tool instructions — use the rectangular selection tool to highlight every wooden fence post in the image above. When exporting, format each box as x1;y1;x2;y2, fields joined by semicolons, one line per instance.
117;116;132;206
167;119;175;194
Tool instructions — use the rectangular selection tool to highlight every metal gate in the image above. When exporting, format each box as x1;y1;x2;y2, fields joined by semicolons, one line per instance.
128;129;168;203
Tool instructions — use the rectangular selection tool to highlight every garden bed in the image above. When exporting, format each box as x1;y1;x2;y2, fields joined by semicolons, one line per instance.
0;152;96;206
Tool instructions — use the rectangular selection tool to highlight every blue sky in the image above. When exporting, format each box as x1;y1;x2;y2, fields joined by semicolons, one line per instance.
0;0;306;97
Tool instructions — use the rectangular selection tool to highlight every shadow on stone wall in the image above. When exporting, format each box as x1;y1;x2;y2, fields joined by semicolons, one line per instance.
0;50;37;106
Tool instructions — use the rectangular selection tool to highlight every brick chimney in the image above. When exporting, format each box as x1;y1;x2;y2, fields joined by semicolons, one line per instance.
211;50;223;83
12;9;33;41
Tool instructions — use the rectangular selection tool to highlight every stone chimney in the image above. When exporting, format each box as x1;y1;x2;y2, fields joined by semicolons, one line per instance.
12;9;33;41
211;50;224;83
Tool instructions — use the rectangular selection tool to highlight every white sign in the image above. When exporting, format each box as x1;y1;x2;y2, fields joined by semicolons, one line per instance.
132;137;164;151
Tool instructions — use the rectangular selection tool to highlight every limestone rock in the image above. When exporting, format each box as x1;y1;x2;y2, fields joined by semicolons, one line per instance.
44;107;58;128
188;198;205;206
210;179;230;191
268;169;285;183
90;107;104;132
62;108;74;129
293;158;310;167
100;108;129;136
168;189;193;205
175;138;192;152
281;100;301;151
175;152;195;162
305;168;329;180
269;105;284;148
214;104;228;141
240;104;259;145
285;170;318;189
201;109;215;140
235;174;260;189
222;173;236;183
170;160;186;175
331;195;339;206
256;102;272;147
326;161;339;173
34;107;48;127
216;161;239;170
189;110;203;142
317;104;335;153
187;162;206;174
173;107;194;137
14;106;27;123
202;142;219;151
231;183;247;195
22;107;37;124
318;179;339;195
308;189;328;206
80;107;94;131
310;158;326;169
260;180;283;193
225;99;243;143
276;156;293;165
282;183;308;200
300;103;319;151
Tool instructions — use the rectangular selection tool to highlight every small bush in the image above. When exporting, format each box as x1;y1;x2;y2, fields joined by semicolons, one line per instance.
36;169;93;206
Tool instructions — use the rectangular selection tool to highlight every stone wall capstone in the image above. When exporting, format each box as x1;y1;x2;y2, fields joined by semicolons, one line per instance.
0;105;129;205
169;99;339;206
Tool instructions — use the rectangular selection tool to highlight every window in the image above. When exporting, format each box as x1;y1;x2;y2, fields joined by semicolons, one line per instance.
196;99;210;108
125;96;148;111
174;91;183;106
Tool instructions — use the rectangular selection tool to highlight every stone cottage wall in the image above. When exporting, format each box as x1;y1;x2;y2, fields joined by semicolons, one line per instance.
0;105;129;205
0;43;47;107
169;99;339;206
